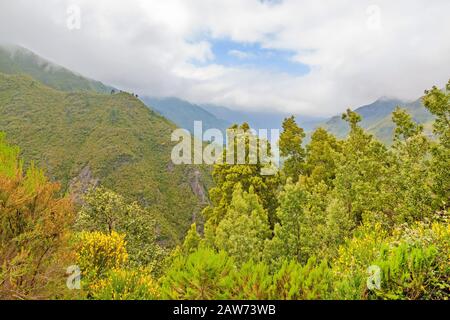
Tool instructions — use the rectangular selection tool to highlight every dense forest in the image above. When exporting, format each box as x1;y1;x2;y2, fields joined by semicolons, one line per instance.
0;78;448;300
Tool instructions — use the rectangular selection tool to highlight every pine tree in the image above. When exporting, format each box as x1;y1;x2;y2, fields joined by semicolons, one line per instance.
304;127;342;187
214;184;271;264
279;116;306;182
202;123;279;238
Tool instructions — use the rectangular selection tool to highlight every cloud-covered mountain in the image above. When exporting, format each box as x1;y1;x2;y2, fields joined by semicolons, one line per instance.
319;97;434;144
142;97;231;137
0;44;114;93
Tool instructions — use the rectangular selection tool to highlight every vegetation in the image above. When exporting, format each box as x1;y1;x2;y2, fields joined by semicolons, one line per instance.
0;72;212;244
0;68;448;299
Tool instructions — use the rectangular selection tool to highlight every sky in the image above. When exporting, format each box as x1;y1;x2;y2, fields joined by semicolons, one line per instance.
0;0;449;116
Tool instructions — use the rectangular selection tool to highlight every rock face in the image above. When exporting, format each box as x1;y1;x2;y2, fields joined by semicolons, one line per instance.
68;166;99;204
189;169;208;205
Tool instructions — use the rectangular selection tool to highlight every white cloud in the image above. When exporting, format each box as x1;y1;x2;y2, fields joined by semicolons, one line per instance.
228;49;255;59
0;0;449;116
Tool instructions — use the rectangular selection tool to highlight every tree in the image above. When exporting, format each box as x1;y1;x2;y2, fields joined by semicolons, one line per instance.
423;81;450;210
266;180;336;265
214;184;271;264
0;133;75;299
181;223;202;255
76;186;165;268
270;258;333;300
203;123;279;238
304;127;342;187
332;109;393;227
389;108;433;223
279;116;306;182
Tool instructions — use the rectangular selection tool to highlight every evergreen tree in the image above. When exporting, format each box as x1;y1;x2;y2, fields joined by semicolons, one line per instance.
214;184;271;264
423;81;450;211
203;123;279;239
279;116;306;182
304;127;342;187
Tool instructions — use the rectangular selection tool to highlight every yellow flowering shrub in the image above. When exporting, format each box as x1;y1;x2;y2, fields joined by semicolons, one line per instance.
90;268;160;300
74;231;128;283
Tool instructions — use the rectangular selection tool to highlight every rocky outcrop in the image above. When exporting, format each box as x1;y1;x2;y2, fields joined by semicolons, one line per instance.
189;169;208;205
68;165;99;204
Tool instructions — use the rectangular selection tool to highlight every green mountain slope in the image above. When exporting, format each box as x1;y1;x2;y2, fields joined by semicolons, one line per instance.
0;44;114;93
320;97;434;144
0;72;211;244
142;97;231;137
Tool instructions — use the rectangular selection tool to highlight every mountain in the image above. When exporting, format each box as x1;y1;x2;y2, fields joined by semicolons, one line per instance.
0;72;211;245
143;96;325;139
0;44;114;93
142;97;230;137
202;104;324;132
319;97;434;144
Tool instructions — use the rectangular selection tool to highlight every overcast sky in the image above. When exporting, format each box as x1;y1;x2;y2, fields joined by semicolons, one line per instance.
0;0;449;116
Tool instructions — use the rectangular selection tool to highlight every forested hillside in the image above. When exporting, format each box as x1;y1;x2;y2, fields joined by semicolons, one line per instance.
1;78;448;300
0;72;211;244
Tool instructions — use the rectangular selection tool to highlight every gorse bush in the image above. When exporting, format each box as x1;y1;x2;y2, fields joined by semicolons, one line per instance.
91;268;160;300
74;231;129;281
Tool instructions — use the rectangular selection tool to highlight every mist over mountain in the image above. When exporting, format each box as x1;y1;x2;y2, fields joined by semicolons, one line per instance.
142;97;231;137
320;96;434;144
142;96;326;138
0;44;114;94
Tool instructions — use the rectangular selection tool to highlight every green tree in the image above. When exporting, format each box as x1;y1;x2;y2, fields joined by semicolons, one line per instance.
304;127;342;187
389;108;433;223
214;184;271;264
279;116;306;182
423;81;450;210
203;123;279;239
76;186;165;268
180;223;202;255
332;109;392;227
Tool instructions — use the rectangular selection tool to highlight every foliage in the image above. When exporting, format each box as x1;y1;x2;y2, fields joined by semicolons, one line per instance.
202;123;279;234
76;186;165;269
0;72;211;244
90;268;160;300
1;75;449;300
161;248;235;299
74;231;128;287
0;134;75;299
279;116;306;182
214;184;271;264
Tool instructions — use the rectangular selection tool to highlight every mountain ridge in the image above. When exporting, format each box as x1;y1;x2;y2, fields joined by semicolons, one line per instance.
0;71;211;244
0;44;115;93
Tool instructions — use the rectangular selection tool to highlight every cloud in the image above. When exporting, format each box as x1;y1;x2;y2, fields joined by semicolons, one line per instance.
0;0;449;116
228;49;254;60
